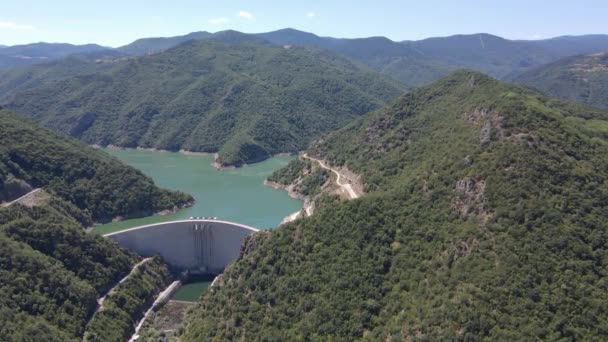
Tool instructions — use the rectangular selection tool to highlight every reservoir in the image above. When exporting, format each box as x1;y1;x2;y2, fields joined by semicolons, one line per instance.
95;149;302;235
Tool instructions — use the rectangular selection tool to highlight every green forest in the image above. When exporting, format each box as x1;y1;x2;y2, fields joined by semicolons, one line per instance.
515;52;608;110
0;109;192;223
0;35;403;166
0;204;138;341
0;111;188;341
182;71;608;340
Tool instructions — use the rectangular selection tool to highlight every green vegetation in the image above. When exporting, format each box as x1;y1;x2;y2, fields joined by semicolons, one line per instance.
0;109;192;223
0;35;403;166
514;52;608;109
117;31;211;55
268;158;330;197
0;111;188;340
259;29;608;86
267;159;308;185
83;256;173;342
0;42;107;70
182;71;608;340
0;204;138;341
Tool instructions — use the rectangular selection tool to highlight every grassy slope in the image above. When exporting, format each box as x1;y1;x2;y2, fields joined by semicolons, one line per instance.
514;52;608;110
0;37;404;166
182;71;608;340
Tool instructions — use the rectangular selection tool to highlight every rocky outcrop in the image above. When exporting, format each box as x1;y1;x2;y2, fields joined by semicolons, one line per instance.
452;176;492;223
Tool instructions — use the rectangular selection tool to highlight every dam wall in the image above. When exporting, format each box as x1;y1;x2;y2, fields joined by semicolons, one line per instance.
104;219;258;274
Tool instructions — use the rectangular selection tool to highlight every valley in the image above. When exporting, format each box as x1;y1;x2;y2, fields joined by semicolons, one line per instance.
1;5;608;340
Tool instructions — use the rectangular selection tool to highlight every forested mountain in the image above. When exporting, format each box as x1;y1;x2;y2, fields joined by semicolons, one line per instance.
0;109;186;340
182;71;608;340
514;52;608;109
0;42;107;70
259;29;608;86
0;36;404;166
4;29;608;86
117;31;212;55
0;204;139;341
0;109;192;223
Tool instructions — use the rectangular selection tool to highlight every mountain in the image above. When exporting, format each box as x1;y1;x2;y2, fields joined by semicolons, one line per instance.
513;52;608;109
258;29;608;86
0;36;404;166
258;28;458;86
0;109;192;222
0;110;184;340
117;31;212;55
182;71;608;340
0;42;107;70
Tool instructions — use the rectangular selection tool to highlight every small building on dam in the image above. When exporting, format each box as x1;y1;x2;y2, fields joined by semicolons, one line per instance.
105;219;259;274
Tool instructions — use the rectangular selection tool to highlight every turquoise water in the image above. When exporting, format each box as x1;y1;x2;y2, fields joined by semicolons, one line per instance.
95;149;302;235
172;278;214;302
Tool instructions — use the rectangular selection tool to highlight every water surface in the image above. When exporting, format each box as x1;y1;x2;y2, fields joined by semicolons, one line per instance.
95;149;301;235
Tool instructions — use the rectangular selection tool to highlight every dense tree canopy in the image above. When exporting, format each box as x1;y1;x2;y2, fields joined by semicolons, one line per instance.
182;71;608;340
514;52;608;110
0;109;192;223
0;35;403;166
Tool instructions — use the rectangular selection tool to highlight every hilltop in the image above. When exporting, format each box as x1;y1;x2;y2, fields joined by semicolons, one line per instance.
0;36;403;167
514;52;608;109
182;71;608;340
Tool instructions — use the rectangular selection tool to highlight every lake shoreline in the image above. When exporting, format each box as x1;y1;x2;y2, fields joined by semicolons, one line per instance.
94;149;302;234
92;144;297;170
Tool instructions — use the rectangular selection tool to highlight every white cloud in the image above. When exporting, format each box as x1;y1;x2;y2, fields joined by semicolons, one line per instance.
532;34;543;40
0;21;35;31
237;11;254;20
306;12;316;18
208;17;229;25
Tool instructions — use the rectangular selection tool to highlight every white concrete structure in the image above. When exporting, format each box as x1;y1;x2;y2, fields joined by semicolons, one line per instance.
104;219;258;273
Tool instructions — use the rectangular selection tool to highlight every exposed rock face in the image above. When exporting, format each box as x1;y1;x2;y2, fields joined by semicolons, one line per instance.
452;176;491;223
464;108;505;145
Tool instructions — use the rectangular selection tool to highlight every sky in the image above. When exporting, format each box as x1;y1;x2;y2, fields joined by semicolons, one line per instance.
1;0;607;47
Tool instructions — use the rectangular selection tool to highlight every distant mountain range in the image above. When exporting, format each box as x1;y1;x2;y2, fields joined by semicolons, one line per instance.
514;52;608;109
0;33;403;166
0;42;107;69
3;29;608;87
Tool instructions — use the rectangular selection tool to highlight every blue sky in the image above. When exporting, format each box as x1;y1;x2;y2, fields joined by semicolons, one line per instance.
1;0;607;47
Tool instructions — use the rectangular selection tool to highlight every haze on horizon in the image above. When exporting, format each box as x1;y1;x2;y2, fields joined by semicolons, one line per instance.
1;0;607;47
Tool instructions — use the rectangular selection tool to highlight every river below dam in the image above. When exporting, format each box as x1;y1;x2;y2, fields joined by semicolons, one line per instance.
95;149;302;235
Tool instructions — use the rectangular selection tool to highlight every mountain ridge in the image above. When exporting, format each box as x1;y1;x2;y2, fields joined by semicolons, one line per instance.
181;71;608;340
0;38;404;167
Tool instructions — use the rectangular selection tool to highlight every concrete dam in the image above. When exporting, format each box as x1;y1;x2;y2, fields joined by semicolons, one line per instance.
104;219;259;274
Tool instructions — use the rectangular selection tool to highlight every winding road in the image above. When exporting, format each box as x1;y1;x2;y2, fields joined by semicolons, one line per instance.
302;154;360;199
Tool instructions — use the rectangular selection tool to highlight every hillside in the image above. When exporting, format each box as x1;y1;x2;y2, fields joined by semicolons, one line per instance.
0;42;107;70
514;52;608;109
0;110;187;340
0;37;404;166
117;31;212;55
259;29;608;86
182;71;608;340
0;109;192;223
